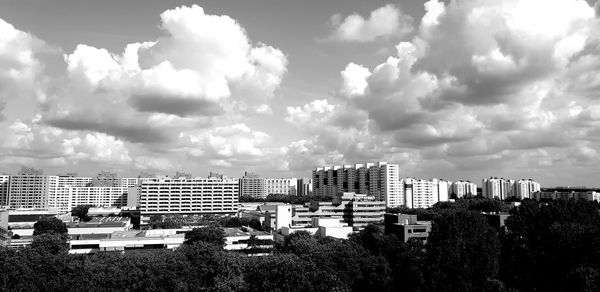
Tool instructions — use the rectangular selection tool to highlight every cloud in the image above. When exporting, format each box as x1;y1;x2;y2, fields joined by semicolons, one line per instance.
0;118;131;168
61;133;132;163
0;18;51;119
288;0;600;184
328;4;413;42
178;123;274;168
134;156;176;171
0;5;292;176
58;5;287;120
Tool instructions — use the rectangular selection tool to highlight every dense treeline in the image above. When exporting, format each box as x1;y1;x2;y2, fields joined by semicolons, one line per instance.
1;198;599;291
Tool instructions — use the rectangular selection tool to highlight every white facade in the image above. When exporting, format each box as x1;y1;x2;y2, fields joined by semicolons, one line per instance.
402;178;451;209
277;217;353;242
450;181;478;198
120;178;140;188
57;176;92;187
239;176;298;198
239;176;267;199
139;177;239;215
70;187;129;209
266;178;297;196
7;175;143;213
514;179;541;199
275;205;292;230
483;178;540;200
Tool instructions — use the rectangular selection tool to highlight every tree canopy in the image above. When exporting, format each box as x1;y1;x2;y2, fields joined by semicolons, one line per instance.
184;227;226;247
71;205;92;222
33;216;68;236
0;198;598;291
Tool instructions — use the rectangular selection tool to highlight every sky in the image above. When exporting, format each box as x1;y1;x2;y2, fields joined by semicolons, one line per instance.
1;0;600;187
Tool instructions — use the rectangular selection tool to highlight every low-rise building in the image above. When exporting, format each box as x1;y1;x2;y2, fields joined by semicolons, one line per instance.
533;188;600;202
275;217;354;243
223;227;273;252
290;192;385;228
10;216;131;237
384;213;432;242
70;230;185;254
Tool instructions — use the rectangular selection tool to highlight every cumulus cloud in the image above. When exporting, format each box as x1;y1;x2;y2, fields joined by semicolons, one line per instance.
61;133;131;163
171;123;281;172
0;117;131;170
295;0;600;183
329;4;413;42
58;5;287;118
43;4;287;148
134;156;176;171
0;6;289;174
0;18;51;119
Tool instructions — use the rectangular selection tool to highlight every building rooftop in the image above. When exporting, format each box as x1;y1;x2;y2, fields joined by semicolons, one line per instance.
223;227;270;237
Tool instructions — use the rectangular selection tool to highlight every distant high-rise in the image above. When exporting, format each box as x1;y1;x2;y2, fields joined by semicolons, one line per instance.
312;162;403;207
297;178;313;196
402;178;450;209
265;178;297;196
450;180;478;198
0;175;9;207
239;172;298;198
8;174;56;209
239;172;267;199
482;177;540;200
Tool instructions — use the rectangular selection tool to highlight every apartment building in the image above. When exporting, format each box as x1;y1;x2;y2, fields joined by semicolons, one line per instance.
239;173;267;199
482;178;540;200
402;178;450;209
138;177;239;215
450;181;478;198
297;178;313;196
266;178;297;196
239;172;298;198
70;187;130;209
8;174;55;209
312;162;403;207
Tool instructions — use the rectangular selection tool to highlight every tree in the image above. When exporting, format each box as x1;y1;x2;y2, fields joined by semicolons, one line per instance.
248;218;263;231
348;224;391;255
223;217;242;227
71;205;91;222
30;233;69;254
184;227;226;247
500;199;600;291
33;217;68;236
276;230;320;254
151;218;182;229
426;210;501;291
